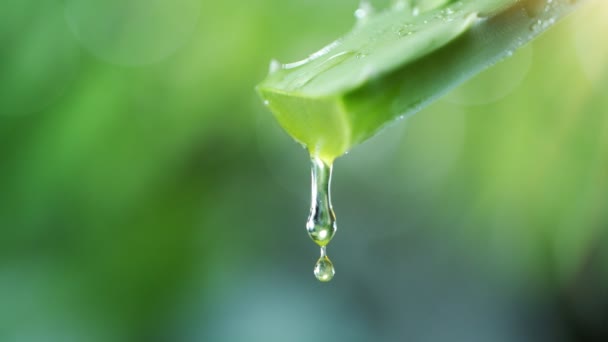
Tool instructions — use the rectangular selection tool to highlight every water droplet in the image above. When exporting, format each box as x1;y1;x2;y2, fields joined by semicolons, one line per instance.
306;157;337;247
530;19;542;32
397;28;415;37
263;100;270;106
434;13;445;21
306;157;339;282
396;23;416;38
314;248;335;282
355;0;374;21
412;6;420;16
524;0;561;18
268;59;281;74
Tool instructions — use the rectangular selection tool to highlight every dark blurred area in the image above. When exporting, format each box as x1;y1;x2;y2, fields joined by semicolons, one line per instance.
0;0;607;341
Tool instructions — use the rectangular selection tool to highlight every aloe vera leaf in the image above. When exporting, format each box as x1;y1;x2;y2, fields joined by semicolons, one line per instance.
257;0;586;164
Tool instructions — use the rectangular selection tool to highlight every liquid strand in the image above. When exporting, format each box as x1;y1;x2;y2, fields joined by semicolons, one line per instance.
307;157;337;282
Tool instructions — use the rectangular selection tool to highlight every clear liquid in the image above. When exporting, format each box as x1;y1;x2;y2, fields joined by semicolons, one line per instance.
314;246;335;282
307;156;337;281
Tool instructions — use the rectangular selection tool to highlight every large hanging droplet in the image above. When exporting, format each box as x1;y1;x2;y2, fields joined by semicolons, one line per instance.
314;247;335;282
306;157;337;246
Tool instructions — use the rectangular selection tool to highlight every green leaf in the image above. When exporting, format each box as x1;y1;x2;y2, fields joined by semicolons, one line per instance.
257;0;586;163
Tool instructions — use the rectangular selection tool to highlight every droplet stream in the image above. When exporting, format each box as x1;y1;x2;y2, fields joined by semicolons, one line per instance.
307;156;337;281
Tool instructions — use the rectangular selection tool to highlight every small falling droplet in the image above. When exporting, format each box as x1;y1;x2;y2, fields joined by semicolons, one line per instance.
314;247;335;282
355;0;374;21
268;59;281;74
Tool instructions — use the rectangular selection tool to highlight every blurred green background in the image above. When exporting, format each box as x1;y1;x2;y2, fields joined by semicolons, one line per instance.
1;0;607;341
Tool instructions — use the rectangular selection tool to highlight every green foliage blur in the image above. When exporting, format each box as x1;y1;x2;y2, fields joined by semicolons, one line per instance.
1;0;607;341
